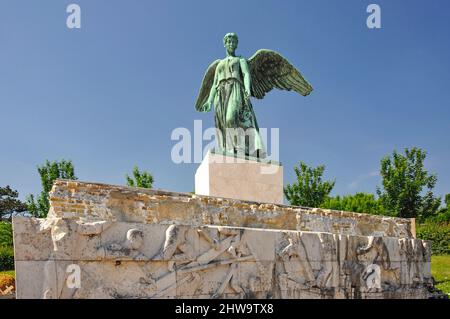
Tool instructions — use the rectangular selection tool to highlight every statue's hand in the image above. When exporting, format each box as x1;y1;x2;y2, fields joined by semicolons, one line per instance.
244;90;251;102
201;101;212;112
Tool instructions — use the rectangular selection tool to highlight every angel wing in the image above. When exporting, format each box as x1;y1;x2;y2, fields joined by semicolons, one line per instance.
195;59;220;111
248;49;313;99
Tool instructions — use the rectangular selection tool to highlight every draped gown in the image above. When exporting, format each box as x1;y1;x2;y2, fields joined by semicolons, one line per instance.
213;56;265;157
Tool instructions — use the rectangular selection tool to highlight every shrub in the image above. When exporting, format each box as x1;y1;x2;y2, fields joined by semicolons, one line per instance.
0;222;13;247
429;210;450;224
321;193;387;216
0;273;15;292
417;222;450;255
0;246;14;271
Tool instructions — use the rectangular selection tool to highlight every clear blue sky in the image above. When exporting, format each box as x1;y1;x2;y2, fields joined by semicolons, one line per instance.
1;0;449;202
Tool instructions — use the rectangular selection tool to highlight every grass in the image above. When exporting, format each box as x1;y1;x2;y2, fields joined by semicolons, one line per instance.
431;255;450;296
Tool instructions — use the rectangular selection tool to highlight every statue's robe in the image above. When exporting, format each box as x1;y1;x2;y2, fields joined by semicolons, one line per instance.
214;56;265;157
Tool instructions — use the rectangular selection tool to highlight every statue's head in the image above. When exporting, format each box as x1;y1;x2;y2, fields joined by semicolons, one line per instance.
223;33;238;52
127;228;144;250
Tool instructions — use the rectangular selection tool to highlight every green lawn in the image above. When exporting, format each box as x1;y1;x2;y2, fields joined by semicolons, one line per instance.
432;255;450;296
0;270;15;277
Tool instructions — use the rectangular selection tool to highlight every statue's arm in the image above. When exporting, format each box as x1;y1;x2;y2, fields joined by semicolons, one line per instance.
240;58;251;97
206;69;219;105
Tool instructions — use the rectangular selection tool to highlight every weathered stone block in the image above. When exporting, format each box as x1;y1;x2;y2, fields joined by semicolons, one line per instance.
12;180;431;299
13;220;432;299
47;180;414;238
195;150;284;204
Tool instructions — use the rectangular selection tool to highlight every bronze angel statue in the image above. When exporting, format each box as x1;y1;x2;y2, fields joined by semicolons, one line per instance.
195;33;313;158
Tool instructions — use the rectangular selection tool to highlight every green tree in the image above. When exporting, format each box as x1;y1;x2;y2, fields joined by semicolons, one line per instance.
26;159;77;218
126;166;154;189
0;186;27;221
284;161;335;207
432;194;450;223
377;148;440;221
442;194;450;215
321;193;387;215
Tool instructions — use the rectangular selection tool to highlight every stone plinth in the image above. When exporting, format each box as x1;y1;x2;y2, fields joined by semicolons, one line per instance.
46;180;415;238
195;150;283;204
12;180;432;299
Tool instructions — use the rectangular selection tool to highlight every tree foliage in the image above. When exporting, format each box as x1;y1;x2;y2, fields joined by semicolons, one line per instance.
376;148;440;221
430;194;450;223
417;221;450;255
126;166;154;189
0;245;14;271
321;193;387;215
0;186;27;221
26;159;77;218
0;222;13;247
284;162;335;207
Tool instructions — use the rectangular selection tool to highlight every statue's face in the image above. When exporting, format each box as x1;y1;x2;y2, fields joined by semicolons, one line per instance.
224;36;238;52
129;233;143;250
127;229;144;250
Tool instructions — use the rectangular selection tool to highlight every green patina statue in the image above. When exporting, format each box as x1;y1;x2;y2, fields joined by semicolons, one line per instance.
195;33;313;158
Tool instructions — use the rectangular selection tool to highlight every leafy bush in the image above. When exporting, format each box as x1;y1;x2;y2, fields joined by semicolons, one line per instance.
284;162;335;207
321;193;388;216
0;272;15;292
417;222;450;255
0;222;13;247
428;210;450;224
0;246;14;271
377;148;440;220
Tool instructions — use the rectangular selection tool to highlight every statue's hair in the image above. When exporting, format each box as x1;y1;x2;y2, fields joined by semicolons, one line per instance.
127;228;143;240
223;33;238;45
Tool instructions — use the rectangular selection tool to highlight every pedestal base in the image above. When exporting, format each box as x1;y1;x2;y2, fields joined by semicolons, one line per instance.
12;180;431;299
195;150;283;204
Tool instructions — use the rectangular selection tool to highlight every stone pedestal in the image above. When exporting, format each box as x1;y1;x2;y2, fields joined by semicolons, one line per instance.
12;180;433;299
195;150;283;204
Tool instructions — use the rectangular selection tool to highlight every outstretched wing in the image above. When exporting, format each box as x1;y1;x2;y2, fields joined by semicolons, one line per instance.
248;49;313;99
195;59;220;111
